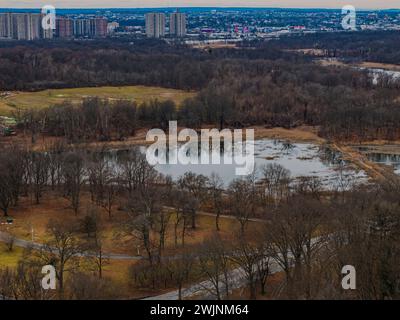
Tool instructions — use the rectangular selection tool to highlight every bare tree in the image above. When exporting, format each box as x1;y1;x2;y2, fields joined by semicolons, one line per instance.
171;187;195;247
208;173;224;231
266;196;326;299
7;145;26;206
35;220;84;297
165;248;196;300
66;272;116;299
88;151;119;219
101;174;119;220
0;155;14;217
4;232;16;252
88;150;109;204
178;172;209;229
256;253;271;296
111;100;137;140
47;140;66;190
80;205;100;238
118;148;148;194
227;176;257;235
29;152;50;204
62;151;86;215
0;268;16;299
89;227;110;279
0;167;13;217
125;162;163;264
198;235;231;300
0;261;54;300
0;145;26;216
155;208;172;256
230;236;262;300
261;163;291;205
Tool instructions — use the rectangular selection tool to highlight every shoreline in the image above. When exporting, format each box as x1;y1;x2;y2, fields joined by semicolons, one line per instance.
4;125;400;151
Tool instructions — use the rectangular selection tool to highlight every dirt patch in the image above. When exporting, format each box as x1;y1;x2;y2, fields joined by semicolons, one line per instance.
287;48;326;57
356;61;400;71
253;126;325;143
316;58;347;67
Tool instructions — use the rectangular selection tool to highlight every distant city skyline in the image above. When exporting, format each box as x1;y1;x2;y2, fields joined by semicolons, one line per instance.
1;1;400;10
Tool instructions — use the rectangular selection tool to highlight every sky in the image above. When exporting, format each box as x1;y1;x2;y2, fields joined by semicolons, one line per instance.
0;1;399;9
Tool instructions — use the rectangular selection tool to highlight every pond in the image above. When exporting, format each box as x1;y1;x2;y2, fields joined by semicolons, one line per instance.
109;139;368;189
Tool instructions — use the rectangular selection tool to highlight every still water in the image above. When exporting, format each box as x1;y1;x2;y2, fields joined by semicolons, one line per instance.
110;139;367;188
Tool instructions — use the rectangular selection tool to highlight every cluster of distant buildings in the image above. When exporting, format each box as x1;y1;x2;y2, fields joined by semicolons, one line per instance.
0;11;186;40
0;12;108;40
0;12;53;40
56;17;108;38
145;12;187;38
2;8;400;42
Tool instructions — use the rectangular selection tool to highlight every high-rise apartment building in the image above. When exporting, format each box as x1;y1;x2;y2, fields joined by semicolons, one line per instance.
42;27;54;39
94;18;108;37
12;14;27;40
72;18;107;38
12;13;42;40
170;12;186;37
29;14;42;40
0;13;52;40
56;18;74;38
73;19;92;37
0;13;105;40
73;19;85;37
0;13;13;38
145;13;166;38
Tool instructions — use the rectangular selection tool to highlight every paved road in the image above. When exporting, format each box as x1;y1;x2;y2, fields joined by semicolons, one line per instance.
0;210;268;301
144;259;282;300
0;207;265;263
0;231;141;261
144;236;324;300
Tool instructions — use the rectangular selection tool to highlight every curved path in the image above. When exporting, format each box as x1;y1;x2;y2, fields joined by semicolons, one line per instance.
144;236;324;300
0;209;265;262
144;259;281;300
0;231;141;261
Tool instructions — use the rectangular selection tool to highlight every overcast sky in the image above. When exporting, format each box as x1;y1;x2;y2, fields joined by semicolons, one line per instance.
1;1;399;9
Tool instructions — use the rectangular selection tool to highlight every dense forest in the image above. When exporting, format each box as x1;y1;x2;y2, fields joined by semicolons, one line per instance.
4;32;400;141
263;30;400;64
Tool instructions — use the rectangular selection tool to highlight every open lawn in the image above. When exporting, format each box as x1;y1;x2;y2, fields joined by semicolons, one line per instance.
0;243;24;269
0;86;196;116
0;191;266;298
0;191;263;257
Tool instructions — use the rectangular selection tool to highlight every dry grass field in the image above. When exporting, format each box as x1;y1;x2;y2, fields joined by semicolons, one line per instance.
0;86;196;116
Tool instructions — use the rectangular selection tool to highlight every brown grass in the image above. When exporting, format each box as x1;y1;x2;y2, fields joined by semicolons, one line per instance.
0;86;195;116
